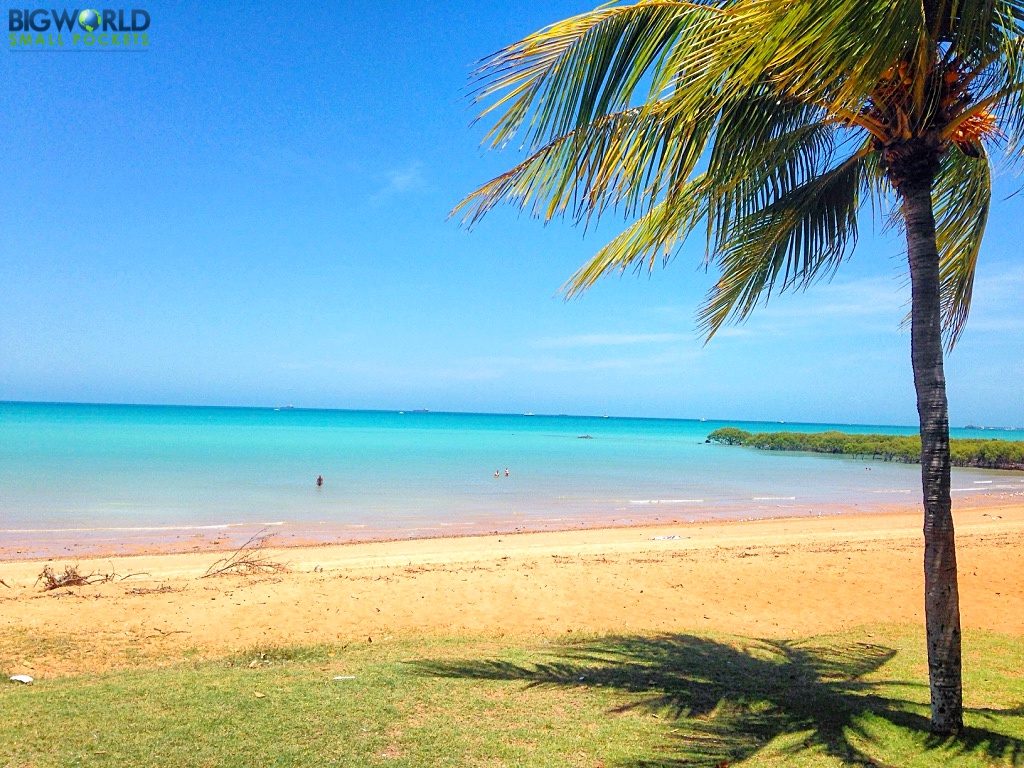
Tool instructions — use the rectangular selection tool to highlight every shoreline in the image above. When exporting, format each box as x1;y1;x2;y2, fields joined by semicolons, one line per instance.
1;498;1022;678
2;490;1022;563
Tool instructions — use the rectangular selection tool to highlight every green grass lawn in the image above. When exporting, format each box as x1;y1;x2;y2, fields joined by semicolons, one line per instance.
2;626;1022;767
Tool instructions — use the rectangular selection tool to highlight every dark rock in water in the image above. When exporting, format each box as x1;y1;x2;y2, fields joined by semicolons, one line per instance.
577;434;593;439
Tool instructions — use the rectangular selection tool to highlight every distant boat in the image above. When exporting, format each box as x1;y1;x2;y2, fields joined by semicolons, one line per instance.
700;417;707;422
411;409;429;413
524;412;535;416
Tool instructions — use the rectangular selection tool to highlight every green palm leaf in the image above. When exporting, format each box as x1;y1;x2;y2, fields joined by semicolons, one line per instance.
934;147;992;346
472;1;724;151
697;152;866;337
462;0;1018;346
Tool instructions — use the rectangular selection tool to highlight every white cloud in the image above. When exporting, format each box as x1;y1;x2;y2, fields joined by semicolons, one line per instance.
371;162;426;202
754;276;907;322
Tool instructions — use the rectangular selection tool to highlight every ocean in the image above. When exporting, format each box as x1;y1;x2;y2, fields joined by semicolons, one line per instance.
1;401;1022;557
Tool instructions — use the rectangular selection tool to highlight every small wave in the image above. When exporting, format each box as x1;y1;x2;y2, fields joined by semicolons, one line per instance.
868;488;913;494
0;522;256;534
629;499;704;505
973;480;994;484
752;496;796;501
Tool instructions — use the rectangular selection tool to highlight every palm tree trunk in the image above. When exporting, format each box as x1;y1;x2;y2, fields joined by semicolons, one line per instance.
901;176;963;735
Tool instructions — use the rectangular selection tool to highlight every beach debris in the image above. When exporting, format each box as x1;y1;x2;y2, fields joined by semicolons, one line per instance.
652;535;681;541
35;564;113;591
144;627;189;640
332;675;356;681
126;584;181;596
254;691;266;699
0;578;10;588
9;674;34;685
34;563;149;592
201;530;289;578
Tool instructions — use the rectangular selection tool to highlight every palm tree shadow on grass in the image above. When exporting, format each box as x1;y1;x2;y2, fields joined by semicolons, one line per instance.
413;635;1024;767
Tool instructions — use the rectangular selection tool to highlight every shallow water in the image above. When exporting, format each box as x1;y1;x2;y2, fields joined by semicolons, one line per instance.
1;401;1021;556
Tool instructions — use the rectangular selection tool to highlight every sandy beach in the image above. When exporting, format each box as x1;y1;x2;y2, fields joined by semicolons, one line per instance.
2;499;1022;678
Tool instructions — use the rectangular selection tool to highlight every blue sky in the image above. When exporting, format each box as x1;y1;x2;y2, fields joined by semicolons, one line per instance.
1;0;1021;426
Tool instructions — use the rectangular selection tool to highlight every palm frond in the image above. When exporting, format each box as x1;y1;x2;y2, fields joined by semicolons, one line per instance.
715;0;925;113
933;147;991;347
697;151;868;338
935;0;1024;67
563;175;712;295
701;91;840;254
944;4;1024;160
457;79;848;233
859;150;895;222
462;0;1014;350
452;100;715;227
472;1;724;151
559;112;846;292
565;121;851;299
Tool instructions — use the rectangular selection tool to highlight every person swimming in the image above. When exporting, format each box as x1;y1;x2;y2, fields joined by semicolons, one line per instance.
316;475;324;487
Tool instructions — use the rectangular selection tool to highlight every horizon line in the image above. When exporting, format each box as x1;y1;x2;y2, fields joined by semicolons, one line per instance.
0;397;970;431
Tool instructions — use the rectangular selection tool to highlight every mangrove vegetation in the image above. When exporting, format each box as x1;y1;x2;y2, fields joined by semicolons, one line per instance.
707;428;1024;471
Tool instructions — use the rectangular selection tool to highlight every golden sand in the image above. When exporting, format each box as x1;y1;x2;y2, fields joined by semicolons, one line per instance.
1;500;1021;677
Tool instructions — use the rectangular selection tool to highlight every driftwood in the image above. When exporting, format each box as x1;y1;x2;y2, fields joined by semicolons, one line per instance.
34;564;148;592
125;584;181;596
201;530;289;578
35;564;113;591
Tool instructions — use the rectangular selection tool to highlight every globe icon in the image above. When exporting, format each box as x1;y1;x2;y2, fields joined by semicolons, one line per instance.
78;9;101;32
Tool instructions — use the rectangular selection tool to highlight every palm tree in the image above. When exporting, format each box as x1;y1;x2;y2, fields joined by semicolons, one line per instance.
457;0;1022;734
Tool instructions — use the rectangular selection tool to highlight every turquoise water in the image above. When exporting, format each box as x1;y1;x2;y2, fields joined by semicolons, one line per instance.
2;401;1022;556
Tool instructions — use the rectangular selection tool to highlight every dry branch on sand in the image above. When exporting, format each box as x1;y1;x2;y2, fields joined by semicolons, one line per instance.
36;565;111;591
125;584;182;596
34;564;148;592
201;531;289;578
